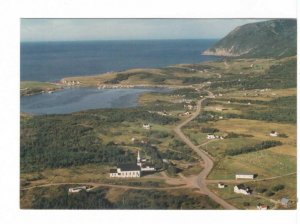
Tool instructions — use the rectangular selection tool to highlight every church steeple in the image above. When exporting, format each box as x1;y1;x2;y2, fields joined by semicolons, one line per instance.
137;150;141;166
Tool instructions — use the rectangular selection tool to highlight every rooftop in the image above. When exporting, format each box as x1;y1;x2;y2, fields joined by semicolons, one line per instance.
118;164;141;171
110;169;117;173
236;184;250;190
236;173;254;175
281;198;289;204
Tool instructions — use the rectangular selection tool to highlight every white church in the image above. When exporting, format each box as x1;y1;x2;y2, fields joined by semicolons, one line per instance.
109;151;156;178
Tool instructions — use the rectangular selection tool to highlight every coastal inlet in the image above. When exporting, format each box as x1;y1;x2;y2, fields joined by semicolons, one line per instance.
20;87;170;115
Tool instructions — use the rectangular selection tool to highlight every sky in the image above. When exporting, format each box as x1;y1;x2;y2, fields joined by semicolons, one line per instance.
21;19;267;42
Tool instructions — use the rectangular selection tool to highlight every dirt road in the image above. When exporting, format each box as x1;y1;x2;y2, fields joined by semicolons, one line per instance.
21;182;187;191
173;90;236;209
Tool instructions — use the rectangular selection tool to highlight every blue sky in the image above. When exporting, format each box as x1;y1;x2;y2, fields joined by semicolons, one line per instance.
21;19;267;42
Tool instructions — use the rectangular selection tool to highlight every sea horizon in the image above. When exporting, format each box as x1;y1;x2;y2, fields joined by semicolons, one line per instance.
21;38;220;44
21;39;220;82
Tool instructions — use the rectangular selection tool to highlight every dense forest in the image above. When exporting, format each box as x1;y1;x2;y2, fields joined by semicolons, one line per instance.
20;108;179;172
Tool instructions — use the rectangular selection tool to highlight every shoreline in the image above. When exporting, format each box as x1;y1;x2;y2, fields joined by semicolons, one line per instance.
20;84;180;97
20;56;223;97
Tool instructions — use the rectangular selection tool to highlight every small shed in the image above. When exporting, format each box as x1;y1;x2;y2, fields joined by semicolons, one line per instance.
218;182;225;188
270;131;278;137
235;173;255;180
280;198;289;207
257;203;268;210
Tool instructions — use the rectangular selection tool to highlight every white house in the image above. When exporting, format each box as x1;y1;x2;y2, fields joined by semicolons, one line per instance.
270;131;278;137
131;137;136;143
141;164;156;172
234;184;251;195
143;124;151;130
257;204;268;210
184;104;195;110
180;111;191;116
207;134;216;139
235;173;255;180
68;186;88;193
218;182;225;188
215;107;224;111
157;111;168;116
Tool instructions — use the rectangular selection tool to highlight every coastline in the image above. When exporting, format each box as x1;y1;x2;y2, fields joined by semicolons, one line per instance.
20;60;214;97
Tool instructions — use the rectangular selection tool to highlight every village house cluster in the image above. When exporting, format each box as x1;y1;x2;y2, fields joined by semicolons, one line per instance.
61;79;81;86
217;173;255;195
184;104;197;110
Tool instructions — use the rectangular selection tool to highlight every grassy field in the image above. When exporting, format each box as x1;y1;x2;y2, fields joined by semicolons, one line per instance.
208;183;275;209
20;163;173;189
21;56;297;209
21;81;61;96
208;148;296;180
215;88;296;102
208;173;296;209
21;185;220;209
59;58;278;88
21;164;111;187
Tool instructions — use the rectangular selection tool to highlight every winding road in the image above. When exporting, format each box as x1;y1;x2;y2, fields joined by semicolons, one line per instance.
21;88;295;210
173;90;236;209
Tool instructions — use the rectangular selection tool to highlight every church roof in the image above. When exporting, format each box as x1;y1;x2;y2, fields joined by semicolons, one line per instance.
110;169;117;173
118;164;141;171
141;163;154;168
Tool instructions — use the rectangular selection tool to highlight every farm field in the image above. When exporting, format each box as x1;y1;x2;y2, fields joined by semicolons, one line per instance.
208;173;296;209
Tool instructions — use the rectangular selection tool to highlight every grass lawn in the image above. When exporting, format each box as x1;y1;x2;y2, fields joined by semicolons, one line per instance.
21;81;61;95
208;183;275;209
247;174;297;208
216;88;296;102
208;148;296;180
211;119;296;145
21;164;111;187
21;81;60;89
181;163;203;176
205;137;261;158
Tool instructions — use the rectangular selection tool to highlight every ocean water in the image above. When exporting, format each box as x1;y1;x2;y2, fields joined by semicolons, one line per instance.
21;39;219;114
21;87;170;114
21;39;218;82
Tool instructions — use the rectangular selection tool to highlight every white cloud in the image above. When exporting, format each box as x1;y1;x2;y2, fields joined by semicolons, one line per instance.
21;19;267;42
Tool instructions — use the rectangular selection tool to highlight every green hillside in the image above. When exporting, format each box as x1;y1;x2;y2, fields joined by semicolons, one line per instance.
203;19;296;58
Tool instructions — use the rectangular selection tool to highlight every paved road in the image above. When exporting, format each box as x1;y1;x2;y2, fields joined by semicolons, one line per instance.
173;90;236;209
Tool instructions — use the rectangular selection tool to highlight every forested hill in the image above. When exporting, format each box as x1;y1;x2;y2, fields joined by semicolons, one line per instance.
202;19;296;58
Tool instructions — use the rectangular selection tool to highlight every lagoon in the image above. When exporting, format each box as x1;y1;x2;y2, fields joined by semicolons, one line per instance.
21;87;169;115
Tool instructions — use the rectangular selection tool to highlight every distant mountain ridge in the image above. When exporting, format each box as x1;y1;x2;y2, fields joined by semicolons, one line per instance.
202;19;296;58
